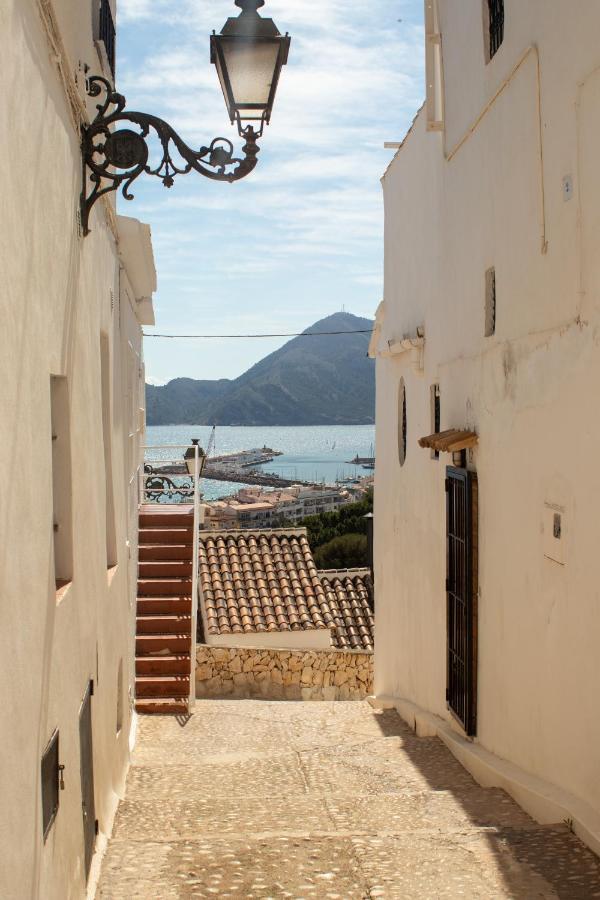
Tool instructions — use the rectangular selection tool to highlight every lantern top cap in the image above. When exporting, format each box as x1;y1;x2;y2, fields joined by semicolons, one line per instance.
235;0;265;11
219;0;283;38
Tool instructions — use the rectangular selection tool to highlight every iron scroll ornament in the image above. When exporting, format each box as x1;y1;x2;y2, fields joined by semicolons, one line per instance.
80;76;261;235
143;464;195;504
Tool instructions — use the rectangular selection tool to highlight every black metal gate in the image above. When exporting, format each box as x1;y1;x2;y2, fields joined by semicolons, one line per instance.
79;681;96;880
446;467;478;735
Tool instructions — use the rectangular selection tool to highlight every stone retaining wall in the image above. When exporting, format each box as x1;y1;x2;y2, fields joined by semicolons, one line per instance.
196;645;373;701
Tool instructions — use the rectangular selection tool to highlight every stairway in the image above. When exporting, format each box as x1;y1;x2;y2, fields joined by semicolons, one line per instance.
135;506;194;715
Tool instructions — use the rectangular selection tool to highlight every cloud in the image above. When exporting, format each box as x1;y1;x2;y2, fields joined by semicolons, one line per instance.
117;0;425;379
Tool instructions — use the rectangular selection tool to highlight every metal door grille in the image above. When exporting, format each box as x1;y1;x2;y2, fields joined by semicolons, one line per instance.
446;468;478;735
79;682;96;880
488;0;504;59
99;0;116;76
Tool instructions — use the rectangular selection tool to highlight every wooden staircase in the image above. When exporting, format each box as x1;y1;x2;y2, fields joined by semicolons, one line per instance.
135;506;194;714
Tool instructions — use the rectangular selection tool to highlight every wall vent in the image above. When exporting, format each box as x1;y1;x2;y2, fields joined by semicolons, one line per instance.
398;377;407;467
431;384;441;459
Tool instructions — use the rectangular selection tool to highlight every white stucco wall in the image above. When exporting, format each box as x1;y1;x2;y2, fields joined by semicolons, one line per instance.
205;628;335;651
374;0;600;844
0;1;155;897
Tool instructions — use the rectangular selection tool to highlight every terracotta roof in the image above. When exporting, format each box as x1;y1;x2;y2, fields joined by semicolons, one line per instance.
198;530;374;651
318;571;374;652
418;429;478;452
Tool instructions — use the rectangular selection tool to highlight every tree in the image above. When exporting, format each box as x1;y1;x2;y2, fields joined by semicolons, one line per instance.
314;534;368;569
302;490;373;551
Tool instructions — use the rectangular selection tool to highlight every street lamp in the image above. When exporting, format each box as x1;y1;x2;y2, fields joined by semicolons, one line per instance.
80;0;290;236
211;0;291;131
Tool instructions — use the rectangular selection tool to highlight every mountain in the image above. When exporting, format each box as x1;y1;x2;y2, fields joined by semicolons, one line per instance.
145;312;375;426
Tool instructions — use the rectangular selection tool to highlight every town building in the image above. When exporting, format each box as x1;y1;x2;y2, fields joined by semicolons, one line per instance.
1;0;156;895
371;0;600;855
198;529;374;651
196;528;374;699
203;484;354;530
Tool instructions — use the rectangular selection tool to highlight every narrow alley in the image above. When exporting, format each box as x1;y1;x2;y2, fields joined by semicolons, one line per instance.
98;702;600;898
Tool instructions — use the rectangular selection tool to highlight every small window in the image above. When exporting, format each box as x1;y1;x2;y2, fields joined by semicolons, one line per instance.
116;659;123;734
101;335;117;568
484;0;504;62
398;378;407;466
51;376;73;591
485;268;496;336
41;730;61;841
431;384;441;460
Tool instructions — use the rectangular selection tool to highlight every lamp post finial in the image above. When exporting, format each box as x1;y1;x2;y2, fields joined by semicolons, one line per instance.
235;0;265;13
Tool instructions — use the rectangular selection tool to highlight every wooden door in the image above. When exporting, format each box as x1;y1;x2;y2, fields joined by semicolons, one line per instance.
79;681;96;880
445;467;478;735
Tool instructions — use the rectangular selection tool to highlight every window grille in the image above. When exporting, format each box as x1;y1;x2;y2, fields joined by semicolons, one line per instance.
446;468;478;735
485;267;496;336
431;384;441;460
398;378;407;466
41;730;60;840
99;0;116;77
487;0;504;59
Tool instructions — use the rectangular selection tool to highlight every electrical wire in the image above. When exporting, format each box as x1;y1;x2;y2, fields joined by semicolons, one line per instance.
143;329;373;339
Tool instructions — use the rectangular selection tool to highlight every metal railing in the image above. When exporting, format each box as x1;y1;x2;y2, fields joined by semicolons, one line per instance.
141;444;202;713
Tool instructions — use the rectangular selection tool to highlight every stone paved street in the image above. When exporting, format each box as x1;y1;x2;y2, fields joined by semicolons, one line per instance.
98;701;600;899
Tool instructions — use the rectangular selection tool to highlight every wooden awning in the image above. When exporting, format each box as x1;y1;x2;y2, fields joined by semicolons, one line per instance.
418;429;478;453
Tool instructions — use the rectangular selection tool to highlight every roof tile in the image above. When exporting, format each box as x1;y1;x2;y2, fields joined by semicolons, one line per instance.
198;529;374;651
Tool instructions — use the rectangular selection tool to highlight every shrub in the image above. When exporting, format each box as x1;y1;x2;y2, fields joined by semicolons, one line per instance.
303;490;372;550
314;533;368;570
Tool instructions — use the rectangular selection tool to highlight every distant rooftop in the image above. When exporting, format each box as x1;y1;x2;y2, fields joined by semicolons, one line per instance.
198;530;374;651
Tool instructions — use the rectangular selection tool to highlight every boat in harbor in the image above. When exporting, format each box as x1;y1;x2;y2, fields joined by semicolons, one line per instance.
347;442;375;469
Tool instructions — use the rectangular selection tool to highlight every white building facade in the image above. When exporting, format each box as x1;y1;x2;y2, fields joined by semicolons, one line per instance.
372;0;600;855
203;485;352;530
1;0;156;896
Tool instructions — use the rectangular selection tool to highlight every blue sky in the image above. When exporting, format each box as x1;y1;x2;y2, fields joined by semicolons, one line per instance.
117;0;425;383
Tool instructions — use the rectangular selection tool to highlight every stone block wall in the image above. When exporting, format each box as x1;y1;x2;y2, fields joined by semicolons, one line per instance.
196;645;373;701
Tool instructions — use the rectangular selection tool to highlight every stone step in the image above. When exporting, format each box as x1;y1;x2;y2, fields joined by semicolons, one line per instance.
136;675;190;698
136;654;191;676
137;578;192;597
136;634;191;655
139;543;192;561
138;560;193;578
139;527;193;545
136;614;192;635
134;698;189;715
137;596;192;616
139;512;194;528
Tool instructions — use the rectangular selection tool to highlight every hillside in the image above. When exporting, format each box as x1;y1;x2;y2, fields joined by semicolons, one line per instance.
146;312;375;426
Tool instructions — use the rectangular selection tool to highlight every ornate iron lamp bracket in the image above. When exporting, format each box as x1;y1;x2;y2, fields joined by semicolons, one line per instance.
80;76;261;235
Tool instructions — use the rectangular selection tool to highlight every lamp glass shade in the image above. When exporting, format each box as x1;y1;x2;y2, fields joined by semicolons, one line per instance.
211;4;290;127
215;38;282;121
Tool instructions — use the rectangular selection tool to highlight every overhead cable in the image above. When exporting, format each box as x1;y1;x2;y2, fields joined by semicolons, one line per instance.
142;329;373;339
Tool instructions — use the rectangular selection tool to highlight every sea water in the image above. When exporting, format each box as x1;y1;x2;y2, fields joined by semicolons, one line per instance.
145;424;376;501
